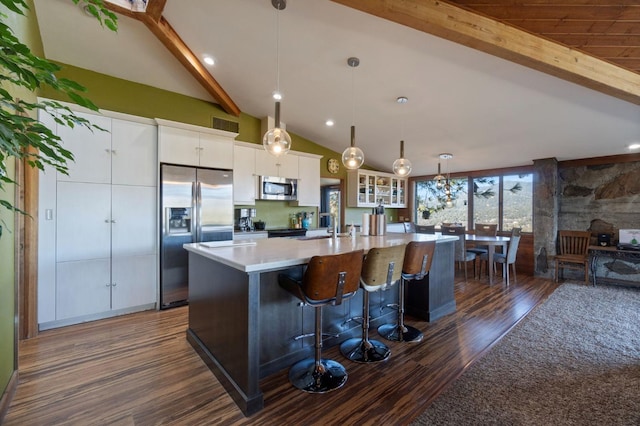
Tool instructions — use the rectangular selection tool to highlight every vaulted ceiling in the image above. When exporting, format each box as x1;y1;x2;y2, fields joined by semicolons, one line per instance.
33;0;640;175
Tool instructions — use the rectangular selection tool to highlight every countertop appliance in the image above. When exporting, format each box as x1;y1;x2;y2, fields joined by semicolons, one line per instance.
235;208;256;232
258;175;297;201
160;164;233;309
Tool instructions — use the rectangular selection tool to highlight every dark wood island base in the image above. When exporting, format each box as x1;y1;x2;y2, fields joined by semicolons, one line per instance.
184;233;457;416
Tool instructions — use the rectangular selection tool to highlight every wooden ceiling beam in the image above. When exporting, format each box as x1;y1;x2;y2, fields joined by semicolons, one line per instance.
330;0;640;105
103;2;241;116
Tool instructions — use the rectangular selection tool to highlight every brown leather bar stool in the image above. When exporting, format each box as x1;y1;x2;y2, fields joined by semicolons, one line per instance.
278;249;363;393
378;240;436;343
340;244;406;363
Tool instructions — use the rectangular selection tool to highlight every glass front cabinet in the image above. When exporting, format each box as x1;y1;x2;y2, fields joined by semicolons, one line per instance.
347;170;406;208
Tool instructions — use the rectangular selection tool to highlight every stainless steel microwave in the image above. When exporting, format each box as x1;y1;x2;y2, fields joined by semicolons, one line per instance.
258;175;298;201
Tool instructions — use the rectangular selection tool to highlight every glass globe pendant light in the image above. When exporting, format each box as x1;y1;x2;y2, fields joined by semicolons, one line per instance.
393;97;412;177
393;140;412;176
342;57;364;170
263;0;291;157
342;125;364;170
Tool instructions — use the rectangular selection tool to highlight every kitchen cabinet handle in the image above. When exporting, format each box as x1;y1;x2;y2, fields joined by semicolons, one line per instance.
105;219;109;223
104;149;110;153
111;219;116;223
112;283;117;287
111;149;117;155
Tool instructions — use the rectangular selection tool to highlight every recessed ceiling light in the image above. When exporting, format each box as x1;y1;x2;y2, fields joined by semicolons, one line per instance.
628;143;640;150
325;120;334;126
396;96;408;104
203;56;215;66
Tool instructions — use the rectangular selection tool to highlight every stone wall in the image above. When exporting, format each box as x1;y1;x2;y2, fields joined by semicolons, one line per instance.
557;160;640;284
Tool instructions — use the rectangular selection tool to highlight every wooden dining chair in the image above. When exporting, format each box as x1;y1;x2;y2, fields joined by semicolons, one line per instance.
415;224;435;234
554;230;591;283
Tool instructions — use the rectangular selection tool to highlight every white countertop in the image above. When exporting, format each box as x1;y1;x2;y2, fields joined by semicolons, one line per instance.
184;232;458;273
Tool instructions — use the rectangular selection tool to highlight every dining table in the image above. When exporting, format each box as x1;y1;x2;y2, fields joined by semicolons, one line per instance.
465;234;511;284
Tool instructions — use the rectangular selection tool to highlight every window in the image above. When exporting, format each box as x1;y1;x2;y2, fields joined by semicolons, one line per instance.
414;171;532;232
415;177;469;229
503;174;533;232
473;176;498;225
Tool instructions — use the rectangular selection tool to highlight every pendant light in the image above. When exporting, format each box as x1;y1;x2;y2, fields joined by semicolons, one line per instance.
342;57;364;170
438;153;454;208
263;0;291;157
392;96;412;177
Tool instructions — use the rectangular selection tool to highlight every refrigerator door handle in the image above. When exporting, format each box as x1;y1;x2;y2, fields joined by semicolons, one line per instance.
195;181;202;242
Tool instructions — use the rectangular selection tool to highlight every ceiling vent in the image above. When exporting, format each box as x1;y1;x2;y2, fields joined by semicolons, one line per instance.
212;117;239;133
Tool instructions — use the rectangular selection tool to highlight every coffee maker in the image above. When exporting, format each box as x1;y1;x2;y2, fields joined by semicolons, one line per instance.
235;208;256;232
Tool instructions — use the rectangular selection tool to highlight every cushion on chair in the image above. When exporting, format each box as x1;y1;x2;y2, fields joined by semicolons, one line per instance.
360;244;406;292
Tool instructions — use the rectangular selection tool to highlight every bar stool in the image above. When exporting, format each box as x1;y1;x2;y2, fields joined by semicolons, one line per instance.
340;244;406;363
278;249;363;393
378;240;436;343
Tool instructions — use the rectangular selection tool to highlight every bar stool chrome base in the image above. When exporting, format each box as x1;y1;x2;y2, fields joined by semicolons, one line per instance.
378;323;423;343
289;358;348;393
339;337;391;363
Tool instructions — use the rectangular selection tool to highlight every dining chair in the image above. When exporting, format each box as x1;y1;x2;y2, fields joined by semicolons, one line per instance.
415;224;436;234
467;223;498;256
479;227;521;286
554;230;591;283
403;222;416;233
440;226;476;280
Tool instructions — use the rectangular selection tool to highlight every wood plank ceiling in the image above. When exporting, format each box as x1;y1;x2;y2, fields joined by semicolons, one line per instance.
104;0;640;113
447;0;640;75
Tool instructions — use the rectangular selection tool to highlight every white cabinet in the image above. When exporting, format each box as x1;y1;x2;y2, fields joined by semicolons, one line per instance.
38;106;158;329
254;149;299;178
347;170;407;208
233;144;257;205
157;119;237;169
291;154;321;207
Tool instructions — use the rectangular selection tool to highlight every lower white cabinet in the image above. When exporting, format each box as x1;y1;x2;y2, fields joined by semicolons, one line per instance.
56;259;111;320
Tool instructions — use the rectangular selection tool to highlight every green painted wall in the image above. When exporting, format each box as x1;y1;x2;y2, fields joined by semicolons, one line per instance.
40;63;398;226
1;0;44;399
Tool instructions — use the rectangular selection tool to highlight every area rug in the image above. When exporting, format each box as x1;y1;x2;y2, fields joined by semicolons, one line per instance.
411;283;640;426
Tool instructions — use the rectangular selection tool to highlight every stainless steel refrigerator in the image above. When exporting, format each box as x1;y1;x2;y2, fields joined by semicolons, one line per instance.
160;164;233;309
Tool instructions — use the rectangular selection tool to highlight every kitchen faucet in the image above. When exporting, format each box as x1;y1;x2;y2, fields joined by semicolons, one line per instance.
319;212;338;239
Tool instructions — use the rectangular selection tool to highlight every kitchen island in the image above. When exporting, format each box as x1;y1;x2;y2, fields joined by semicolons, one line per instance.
184;233;457;415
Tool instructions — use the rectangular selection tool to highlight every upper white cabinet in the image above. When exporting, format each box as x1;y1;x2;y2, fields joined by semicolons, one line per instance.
156;118;237;169
254;149;299;178
56;112;112;184
347;170;407;208
233;143;257;205
291;154;321;207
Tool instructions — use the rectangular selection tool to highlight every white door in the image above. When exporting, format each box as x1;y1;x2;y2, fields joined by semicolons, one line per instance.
296;156;320;206
158;126;200;166
111;185;156;256
56;258;111;320
199;133;233;169
233;145;257;205
111;119;157;186
56;112;112;184
56;182;111;262
111;254;157;310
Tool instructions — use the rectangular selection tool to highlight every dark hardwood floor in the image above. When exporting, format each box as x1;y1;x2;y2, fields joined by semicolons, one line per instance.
4;272;558;425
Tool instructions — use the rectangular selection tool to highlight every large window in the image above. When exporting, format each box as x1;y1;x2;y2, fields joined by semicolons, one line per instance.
414;172;533;232
503;174;533;232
